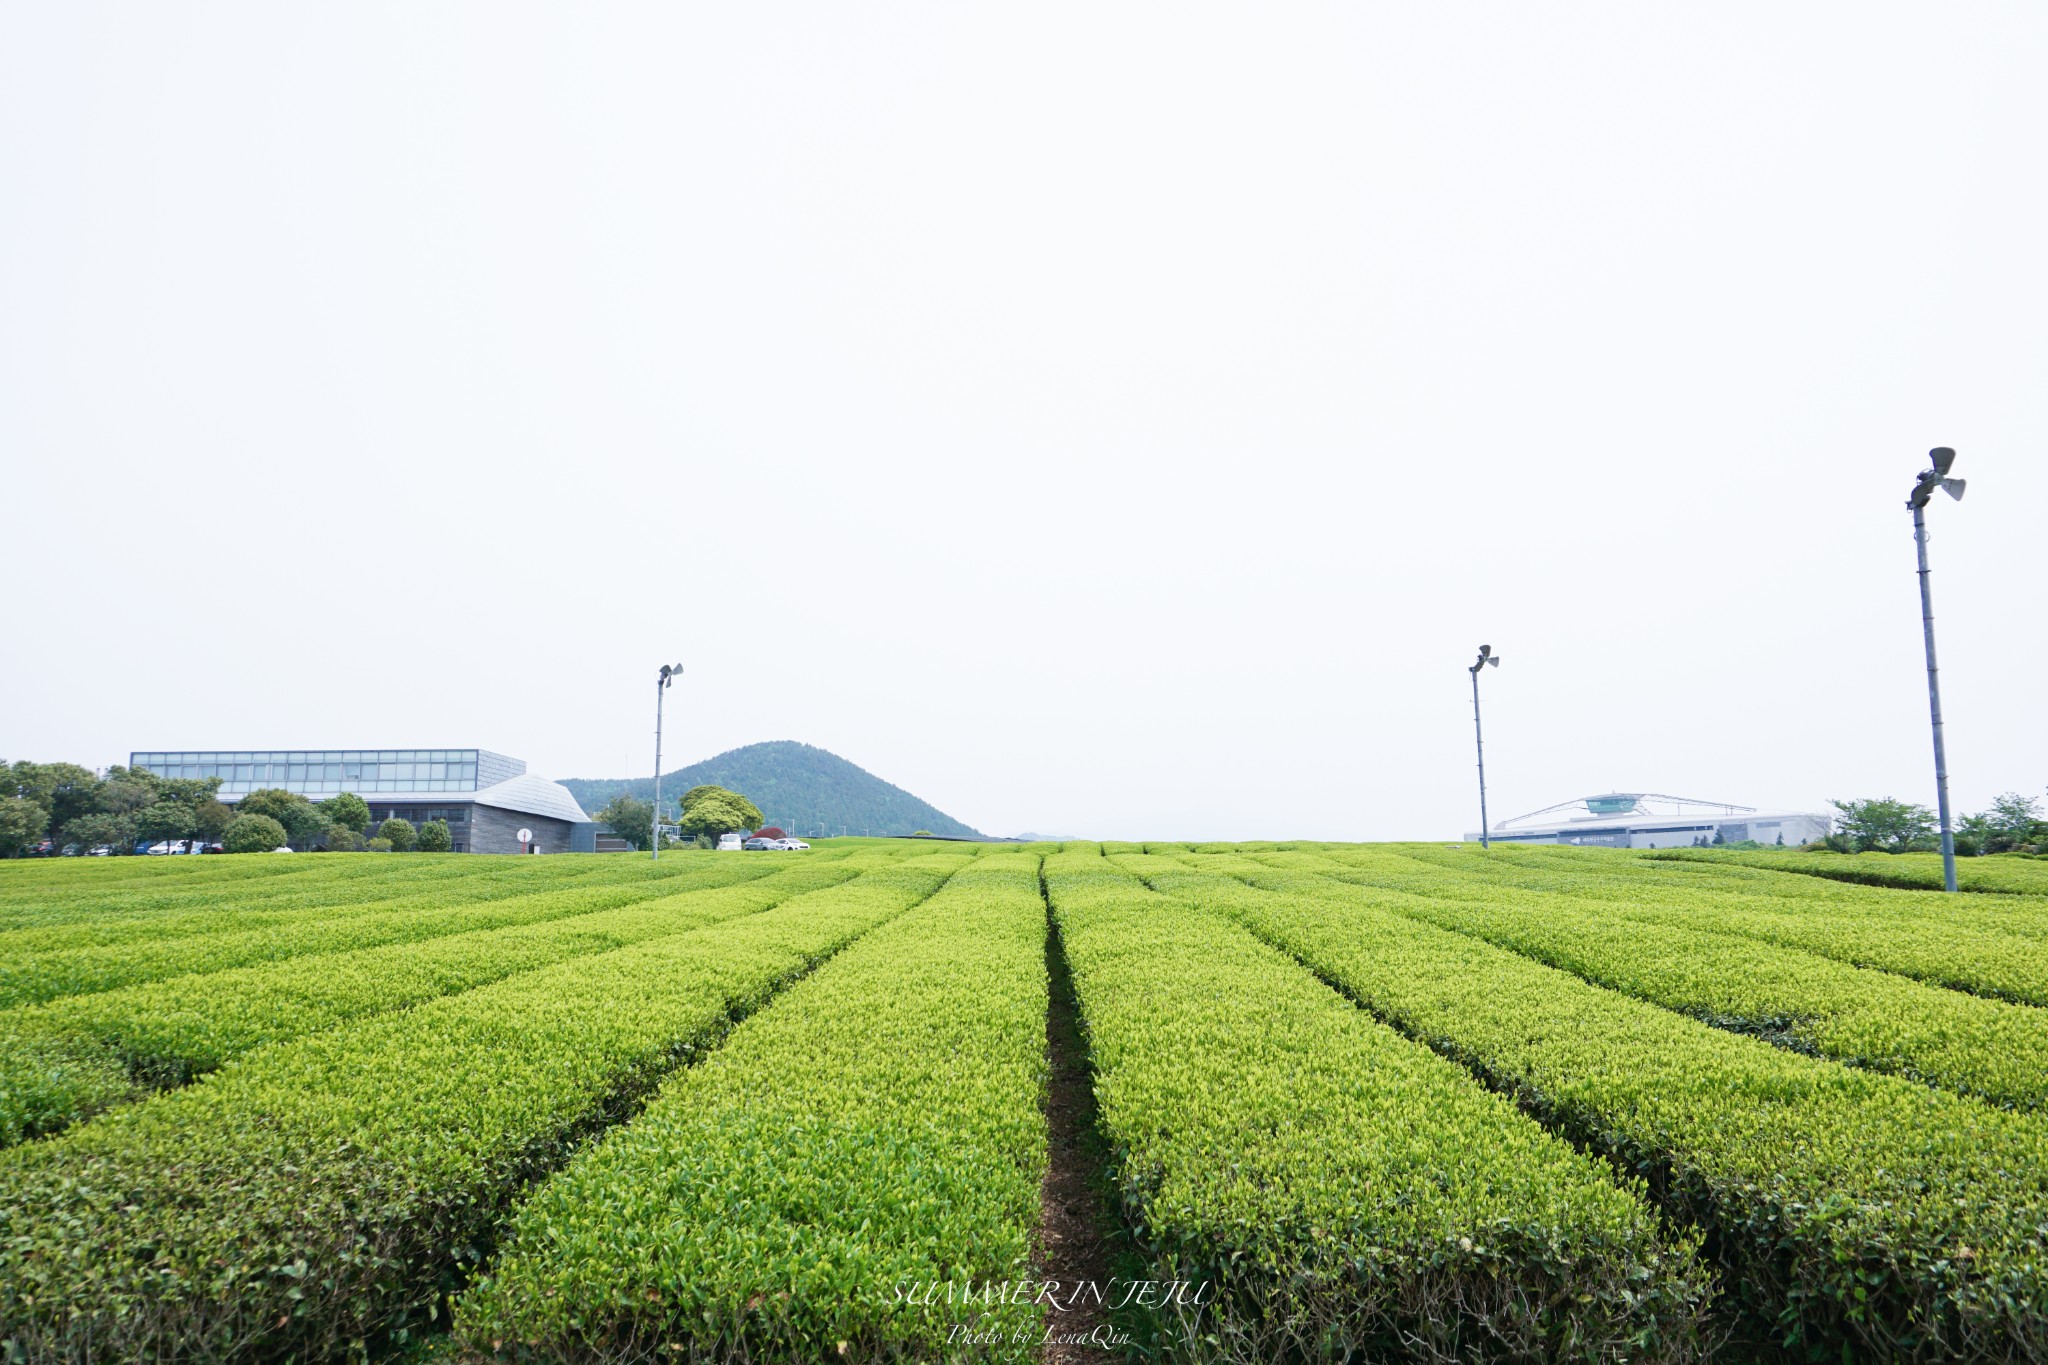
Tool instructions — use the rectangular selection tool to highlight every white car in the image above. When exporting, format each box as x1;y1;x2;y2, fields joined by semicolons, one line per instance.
716;833;744;852
773;838;810;851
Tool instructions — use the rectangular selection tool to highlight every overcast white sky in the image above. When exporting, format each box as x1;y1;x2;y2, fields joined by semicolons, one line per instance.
3;4;2043;840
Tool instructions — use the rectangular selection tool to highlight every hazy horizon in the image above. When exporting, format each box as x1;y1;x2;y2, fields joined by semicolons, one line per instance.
4;4;2043;840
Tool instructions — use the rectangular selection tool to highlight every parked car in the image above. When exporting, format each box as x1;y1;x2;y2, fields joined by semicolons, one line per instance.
87;845;114;856
716;832;745;852
741;837;776;851
773;839;810;851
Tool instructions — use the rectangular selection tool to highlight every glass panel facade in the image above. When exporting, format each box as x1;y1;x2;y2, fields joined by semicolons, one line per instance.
128;750;485;798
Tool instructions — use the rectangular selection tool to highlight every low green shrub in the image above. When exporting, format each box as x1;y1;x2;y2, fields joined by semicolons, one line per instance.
375;817;418;853
221;813;287;854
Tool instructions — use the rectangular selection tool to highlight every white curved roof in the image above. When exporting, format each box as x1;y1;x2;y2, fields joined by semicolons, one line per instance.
472;773;588;824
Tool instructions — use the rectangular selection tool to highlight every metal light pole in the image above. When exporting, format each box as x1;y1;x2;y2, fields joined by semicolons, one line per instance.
1907;450;1965;893
651;663;682;860
1469;645;1500;849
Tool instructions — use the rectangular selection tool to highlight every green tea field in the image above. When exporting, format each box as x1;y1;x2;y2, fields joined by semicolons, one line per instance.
3;841;2046;1363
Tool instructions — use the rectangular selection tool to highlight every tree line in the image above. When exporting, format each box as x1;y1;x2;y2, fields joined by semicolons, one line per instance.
1825;791;2045;856
592;784;764;852
0;760;452;856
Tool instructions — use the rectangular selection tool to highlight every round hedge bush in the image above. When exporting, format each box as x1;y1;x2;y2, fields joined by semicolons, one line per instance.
222;813;289;854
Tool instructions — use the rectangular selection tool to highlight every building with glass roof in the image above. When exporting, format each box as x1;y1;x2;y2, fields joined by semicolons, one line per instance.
128;748;589;854
1466;792;1831;849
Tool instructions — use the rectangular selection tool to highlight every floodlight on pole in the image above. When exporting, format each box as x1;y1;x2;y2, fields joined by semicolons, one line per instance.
652;663;682;861
1907;449;1962;893
1468;645;1501;850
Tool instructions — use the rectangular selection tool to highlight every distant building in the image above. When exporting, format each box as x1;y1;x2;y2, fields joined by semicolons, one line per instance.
128;748;588;854
1467;793;1831;849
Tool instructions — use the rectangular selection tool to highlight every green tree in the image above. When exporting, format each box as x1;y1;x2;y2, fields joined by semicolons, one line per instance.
60;812;136;854
365;837;394;853
321;791;373;833
194;799;234;844
275;802;329;851
0;795;48;857
134;802;198;850
1828;797;1938;854
676;786;762;838
95;773;159;818
236;788;309;824
326;824;366;853
375;818;418;853
153;775;224;808
1976;792;2044;854
677;792;757;842
222;813;289;854
596;795;654;851
5;761;98;835
416;819;452;853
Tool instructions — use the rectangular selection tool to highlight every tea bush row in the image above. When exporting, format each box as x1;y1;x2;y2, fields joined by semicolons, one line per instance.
0;859;784;1009
1332;868;2048;1111
0;858;872;1148
1156;852;2048;1361
0;855;965;1365
1281;846;2048;1004
1044;851;1710;1364
456;853;1051;1362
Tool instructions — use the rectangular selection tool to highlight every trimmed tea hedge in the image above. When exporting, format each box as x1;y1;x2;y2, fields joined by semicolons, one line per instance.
0;858;783;1008
1307;868;2048;1111
1157;852;2048;1361
0;854;964;1365
1642;845;2048;896
0;858;867;1147
455;853;1050;1361
1044;852;1710;1363
1289;845;2048;1004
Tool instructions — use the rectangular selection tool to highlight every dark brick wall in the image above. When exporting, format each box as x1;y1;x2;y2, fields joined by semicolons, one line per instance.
470;803;576;855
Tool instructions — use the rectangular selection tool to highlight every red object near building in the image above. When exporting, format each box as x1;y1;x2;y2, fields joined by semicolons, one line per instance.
753;827;786;841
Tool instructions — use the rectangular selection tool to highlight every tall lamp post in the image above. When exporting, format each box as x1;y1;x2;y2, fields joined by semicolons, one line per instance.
652;662;682;860
1907;449;1965;893
1469;645;1501;849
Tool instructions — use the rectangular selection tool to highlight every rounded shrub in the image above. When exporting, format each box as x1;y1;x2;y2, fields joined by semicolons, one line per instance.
375;818;417;853
221;814;289;855
416;819;451;854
